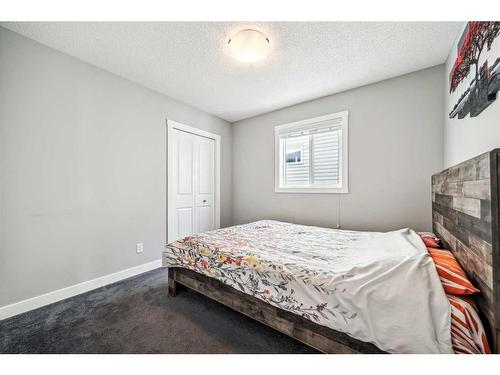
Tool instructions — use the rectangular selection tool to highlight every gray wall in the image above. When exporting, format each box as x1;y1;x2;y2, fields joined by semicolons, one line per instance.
231;65;444;232
443;24;500;168
0;27;232;307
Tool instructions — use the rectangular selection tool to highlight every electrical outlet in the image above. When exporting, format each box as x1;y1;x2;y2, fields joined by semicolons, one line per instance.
136;243;144;254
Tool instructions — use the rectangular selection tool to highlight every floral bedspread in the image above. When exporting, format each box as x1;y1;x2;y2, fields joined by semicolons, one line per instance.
163;220;452;353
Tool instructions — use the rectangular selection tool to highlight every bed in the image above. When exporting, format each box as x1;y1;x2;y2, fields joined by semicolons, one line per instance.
163;149;500;354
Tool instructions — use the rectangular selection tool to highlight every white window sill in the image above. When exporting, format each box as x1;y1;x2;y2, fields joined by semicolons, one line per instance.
274;187;349;194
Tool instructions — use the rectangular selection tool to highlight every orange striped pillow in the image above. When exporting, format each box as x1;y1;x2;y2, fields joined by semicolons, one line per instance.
448;294;491;354
428;248;480;295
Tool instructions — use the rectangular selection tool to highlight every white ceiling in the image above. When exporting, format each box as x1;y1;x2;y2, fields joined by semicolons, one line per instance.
1;22;461;122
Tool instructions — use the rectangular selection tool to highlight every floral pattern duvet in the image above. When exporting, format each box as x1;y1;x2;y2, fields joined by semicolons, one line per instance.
163;220;452;353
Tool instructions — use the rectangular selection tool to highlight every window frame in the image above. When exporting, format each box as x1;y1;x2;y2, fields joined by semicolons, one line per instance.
274;111;349;194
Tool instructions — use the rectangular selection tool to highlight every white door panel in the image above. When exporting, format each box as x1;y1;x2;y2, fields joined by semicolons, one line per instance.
177;208;193;239
177;135;193;194
197;139;214;195
169;127;216;242
197;206;213;233
195;135;215;234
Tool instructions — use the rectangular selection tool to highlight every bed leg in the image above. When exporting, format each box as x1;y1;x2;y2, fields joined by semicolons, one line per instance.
168;268;177;297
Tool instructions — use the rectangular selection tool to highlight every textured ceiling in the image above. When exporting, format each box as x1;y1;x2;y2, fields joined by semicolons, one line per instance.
1;22;461;122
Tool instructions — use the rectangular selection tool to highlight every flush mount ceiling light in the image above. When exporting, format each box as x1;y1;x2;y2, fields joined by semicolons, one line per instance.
227;29;271;63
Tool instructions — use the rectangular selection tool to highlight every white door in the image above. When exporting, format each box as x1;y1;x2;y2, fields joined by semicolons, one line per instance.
169;128;216;242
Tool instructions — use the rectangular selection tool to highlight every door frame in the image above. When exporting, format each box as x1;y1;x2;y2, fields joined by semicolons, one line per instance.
167;119;221;243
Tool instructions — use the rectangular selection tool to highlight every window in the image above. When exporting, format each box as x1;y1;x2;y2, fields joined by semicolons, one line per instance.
274;111;348;193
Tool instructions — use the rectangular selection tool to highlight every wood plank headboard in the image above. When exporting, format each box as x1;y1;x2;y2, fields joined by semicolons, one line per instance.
432;149;500;353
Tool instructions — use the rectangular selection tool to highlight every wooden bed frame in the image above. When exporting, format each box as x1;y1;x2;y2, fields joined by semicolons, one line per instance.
167;267;384;353
165;148;500;354
432;148;500;353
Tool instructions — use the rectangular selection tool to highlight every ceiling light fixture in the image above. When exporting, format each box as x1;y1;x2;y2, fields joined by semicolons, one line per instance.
227;29;271;63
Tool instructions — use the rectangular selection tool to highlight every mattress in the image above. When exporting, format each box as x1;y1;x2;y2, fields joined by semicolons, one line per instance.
163;220;453;353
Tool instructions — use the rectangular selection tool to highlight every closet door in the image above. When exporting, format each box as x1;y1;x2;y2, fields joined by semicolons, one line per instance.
171;129;196;240
170;128;215;241
195;135;215;233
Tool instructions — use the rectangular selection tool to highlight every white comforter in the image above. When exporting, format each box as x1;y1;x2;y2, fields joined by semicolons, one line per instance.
163;220;452;353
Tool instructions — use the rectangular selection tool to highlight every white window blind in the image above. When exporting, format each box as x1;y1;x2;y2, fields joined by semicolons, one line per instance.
275;111;348;193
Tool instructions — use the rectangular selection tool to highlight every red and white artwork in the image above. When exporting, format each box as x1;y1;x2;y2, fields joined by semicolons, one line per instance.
449;22;500;119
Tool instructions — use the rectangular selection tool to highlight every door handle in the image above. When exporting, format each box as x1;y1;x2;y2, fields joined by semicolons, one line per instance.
202;199;207;203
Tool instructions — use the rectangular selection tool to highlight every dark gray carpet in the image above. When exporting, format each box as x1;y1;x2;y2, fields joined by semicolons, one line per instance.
0;268;317;354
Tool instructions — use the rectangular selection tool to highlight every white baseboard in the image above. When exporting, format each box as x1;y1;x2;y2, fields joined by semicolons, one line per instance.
0;259;162;321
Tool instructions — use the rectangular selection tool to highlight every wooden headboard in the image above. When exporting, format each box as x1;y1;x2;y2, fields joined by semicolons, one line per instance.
432;149;500;353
